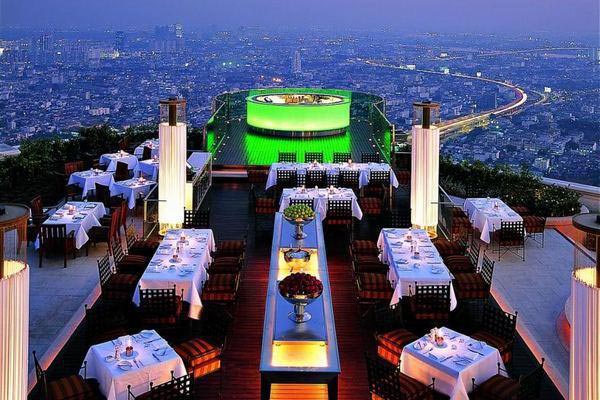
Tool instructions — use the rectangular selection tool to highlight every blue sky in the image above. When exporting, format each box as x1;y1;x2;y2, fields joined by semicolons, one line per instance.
1;0;598;35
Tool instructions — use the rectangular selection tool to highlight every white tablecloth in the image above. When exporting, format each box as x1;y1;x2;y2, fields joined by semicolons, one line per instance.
463;198;523;243
82;330;186;400
378;228;456;310
68;170;114;198
279;187;363;220
41;202;106;249
100;152;139;172
266;162;399;189
133;229;216;319
401;327;505;400
134;159;159;181
110;179;156;209
134;139;159;159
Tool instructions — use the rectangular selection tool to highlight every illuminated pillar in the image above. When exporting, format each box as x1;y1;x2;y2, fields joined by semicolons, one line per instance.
570;213;600;400
158;98;187;235
410;101;440;236
0;204;29;400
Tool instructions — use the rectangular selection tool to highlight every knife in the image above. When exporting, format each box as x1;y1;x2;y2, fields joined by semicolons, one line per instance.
467;348;484;356
152;353;161;362
144;337;162;344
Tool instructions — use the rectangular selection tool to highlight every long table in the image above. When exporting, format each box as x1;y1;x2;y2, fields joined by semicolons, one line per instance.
260;213;340;400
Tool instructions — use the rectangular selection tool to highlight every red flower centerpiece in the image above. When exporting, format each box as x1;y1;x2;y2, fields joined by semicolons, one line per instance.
279;272;323;323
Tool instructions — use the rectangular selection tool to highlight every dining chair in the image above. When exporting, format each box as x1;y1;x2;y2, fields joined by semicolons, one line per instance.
361;152;381;163
289;197;315;211
38;224;75;268
493;220;526;261
444;238;480;274
183;208;211;229
84;303;128;346
373;305;418;366
97;252;138;302
471;358;544;400
276;169;298;189
88;210;119;254
111;238;149;277
201;273;240;307
338;169;360;192
409;283;451;325
115;160;131;181
333;152;352;164
304;151;324;163
277;152;296;163
33;351;96;400
64;160;84;175
306;169;327;188
125;225;160;258
141;145;152;161
365;353;435;400
127;372;194;400
388;209;411;229
453;254;495;301
471;301;517;365
523;215;546;247
138;286;184;329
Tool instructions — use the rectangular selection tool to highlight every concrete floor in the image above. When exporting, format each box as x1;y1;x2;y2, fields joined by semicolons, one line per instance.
489;229;572;399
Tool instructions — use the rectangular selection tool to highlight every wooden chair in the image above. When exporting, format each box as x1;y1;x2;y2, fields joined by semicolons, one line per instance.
30;195;50;225
453;254;495;301
471;358;544;400
111;238;149;277
409;283;451;325
493;220;525;261
88;210;119;254
471;302;517;365
277;152;296;163
126;225;160;258
361;152;381;163
374;304;418;366
141;146;152;161
276;169;298;189
138;286;184;329
523;215;546;247
365;353;434;400
84;303;128;346
97;252;137;302
183;208;210;229
338;169;360;192
304;151;324;163
289;197;315;210
128;372;193;400
174;307;231;379
64;160;84;175
33;350;98;400
94;182;123;209
118;137;131;151
305;169;327;188
38;224;76;268
444;238;480;274
333;152;352;164
115;160;131;181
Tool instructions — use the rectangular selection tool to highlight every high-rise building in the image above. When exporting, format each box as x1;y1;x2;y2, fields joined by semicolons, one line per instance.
114;31;125;52
292;49;302;75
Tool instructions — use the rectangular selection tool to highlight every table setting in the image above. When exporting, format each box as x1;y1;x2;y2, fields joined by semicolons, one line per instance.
82;329;186;400
266;161;399;189
133;229;216;319
110;177;157;209
401;327;505;400
377;228;456;309
134;156;159;181
100;150;139;172
279;186;363;221
133;139;159;159
40;201;106;249
463;198;523;243
67;169;115;198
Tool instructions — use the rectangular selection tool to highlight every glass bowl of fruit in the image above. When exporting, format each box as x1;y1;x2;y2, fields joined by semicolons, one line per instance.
278;272;323;323
283;204;316;239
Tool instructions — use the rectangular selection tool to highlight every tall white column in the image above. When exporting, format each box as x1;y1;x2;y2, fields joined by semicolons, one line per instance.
158;121;187;234
410;124;440;233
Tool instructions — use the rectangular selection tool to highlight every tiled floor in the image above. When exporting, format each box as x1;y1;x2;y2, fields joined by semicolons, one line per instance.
490;229;572;398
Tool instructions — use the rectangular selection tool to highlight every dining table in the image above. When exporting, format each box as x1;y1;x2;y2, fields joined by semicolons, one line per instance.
82;330;186;400
279;187;363;221
266;162;399;190
133;139;159;159
67;169;114;198
463;198;523;243
110;178;156;209
40;201;106;249
377;228;457;310
100;151;139;172
401;327;506;400
132;229;216;319
134;158;159;181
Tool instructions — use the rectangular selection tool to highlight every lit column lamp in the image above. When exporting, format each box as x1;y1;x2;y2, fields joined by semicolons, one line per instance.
410;101;441;236
0;204;30;400
570;214;600;400
158;98;187;235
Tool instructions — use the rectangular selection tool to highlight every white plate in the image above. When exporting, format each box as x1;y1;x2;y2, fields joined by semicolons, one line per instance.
117;361;133;370
139;330;154;338
104;355;116;363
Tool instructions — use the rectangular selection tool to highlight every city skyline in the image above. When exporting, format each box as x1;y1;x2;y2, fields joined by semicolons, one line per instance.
1;0;599;35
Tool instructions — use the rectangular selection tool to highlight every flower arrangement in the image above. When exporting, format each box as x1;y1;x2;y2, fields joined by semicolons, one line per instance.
279;272;323;299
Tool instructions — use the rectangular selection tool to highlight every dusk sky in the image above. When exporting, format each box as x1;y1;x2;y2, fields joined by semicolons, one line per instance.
1;0;598;35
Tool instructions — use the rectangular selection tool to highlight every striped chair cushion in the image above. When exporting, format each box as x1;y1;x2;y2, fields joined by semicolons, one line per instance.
359;197;382;215
512;205;531;216
412;311;449;321
355;262;388;274
358;289;393;301
398;372;431;398
205;274;237;291
105;273;137;291
473;374;519;400
325;217;352;226
376;328;418;365
174;337;221;370
433;238;466;257
255;198;276;214
444;255;475;273
397;170;410;185
140;298;182;325
129;241;160;257
523;216;545;233
452;208;468;218
354;254;382;264
47;375;95;400
351;240;379;256
454;273;488;300
201;292;236;302
471;330;511;363
216;240;245;256
358;273;391;291
118;254;149;266
209;258;241;274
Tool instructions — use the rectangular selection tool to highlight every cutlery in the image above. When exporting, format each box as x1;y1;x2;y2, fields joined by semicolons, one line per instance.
144;337;162;344
133;359;139;368
152;353;161;362
467;348;484;356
